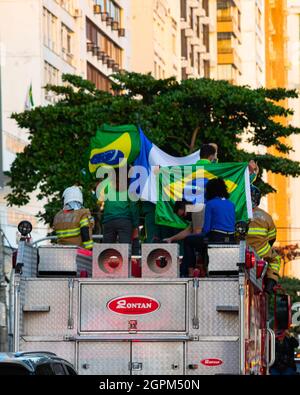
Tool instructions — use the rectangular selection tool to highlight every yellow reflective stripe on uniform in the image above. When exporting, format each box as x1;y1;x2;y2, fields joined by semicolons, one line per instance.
268;229;276;238
269;263;280;273
257;243;271;257
83;240;93;249
248;227;268;236
80;218;89;227
56;227;81;238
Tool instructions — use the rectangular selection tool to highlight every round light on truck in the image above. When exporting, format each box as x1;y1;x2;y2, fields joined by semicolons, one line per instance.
17;220;32;237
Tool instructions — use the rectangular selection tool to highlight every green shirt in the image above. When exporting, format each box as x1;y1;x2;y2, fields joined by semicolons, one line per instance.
102;184;139;227
195;159;212;166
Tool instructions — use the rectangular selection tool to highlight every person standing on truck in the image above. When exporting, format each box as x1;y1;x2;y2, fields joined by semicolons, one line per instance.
246;186;281;294
53;186;94;250
99;168;140;251
165;178;236;277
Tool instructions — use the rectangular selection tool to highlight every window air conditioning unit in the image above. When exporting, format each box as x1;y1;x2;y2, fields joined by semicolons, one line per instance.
101;11;108;22
106;16;113;26
87;41;94;52
93;4;101;14
92;45;99;56
107;58;115;68
118;28;125;37
112;21;119;31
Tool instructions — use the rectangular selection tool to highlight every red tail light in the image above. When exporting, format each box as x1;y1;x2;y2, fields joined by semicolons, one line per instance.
107;256;120;269
80;270;88;278
131;258;141;278
245;250;255;269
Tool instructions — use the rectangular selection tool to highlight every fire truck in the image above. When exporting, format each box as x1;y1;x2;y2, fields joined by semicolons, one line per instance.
9;220;291;375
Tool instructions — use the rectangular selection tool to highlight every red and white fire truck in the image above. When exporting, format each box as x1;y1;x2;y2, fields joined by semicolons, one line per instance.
9;221;291;375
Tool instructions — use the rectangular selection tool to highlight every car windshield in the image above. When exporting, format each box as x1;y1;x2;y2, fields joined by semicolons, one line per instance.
0;363;30;375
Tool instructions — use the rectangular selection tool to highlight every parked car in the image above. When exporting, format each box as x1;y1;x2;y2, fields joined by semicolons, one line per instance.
0;352;77;375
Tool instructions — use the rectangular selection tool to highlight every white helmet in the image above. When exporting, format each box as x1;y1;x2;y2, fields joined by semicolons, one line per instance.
63;186;83;206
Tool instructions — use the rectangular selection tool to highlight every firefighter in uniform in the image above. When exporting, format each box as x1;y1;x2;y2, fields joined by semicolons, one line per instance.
246;186;281;293
53;186;94;250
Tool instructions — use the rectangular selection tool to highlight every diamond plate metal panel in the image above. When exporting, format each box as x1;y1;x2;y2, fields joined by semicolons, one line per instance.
38;246;78;273
92;244;130;278
19;340;76;367
79;281;187;332
186;340;239;375
78;342;130;375
22;244;38;277
22;279;78;337
142;244;179;278
190;279;240;336
132;342;184;375
208;245;240;272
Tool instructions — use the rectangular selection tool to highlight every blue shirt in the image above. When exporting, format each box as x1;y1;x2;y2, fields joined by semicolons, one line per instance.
202;197;235;235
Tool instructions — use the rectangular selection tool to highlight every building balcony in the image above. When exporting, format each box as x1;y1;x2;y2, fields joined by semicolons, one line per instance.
218;47;241;71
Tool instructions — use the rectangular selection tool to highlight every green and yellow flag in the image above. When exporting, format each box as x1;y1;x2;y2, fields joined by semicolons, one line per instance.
88;124;140;175
155;162;252;229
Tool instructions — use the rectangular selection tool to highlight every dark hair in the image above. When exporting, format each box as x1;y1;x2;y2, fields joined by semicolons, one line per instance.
205;178;229;200
200;144;216;159
173;199;189;214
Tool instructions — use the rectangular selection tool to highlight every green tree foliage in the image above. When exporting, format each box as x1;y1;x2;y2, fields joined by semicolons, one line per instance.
6;72;300;224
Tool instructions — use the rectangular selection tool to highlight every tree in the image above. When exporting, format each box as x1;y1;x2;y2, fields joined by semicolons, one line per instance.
6;72;300;224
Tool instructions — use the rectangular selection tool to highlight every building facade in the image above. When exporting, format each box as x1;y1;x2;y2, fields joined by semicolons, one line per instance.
180;0;215;80
239;0;265;88
129;0;181;80
284;0;300;278
0;0;129;245
216;0;242;84
265;0;291;258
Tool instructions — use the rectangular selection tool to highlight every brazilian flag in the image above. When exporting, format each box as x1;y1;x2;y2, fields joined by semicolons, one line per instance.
155;162;252;229
88;124;141;175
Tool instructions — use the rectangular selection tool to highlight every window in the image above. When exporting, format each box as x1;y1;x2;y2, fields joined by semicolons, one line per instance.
181;29;187;58
36;363;54;375
203;24;210;51
204;60;210;78
0;364;30;375
61;23;73;64
56;0;73;13
43;8;58;53
95;0;121;23
87;62;112;92
180;0;187;19
86;18;122;67
52;363;66;375
44;62;60;102
65;365;77;375
44;61;60;86
202;0;209;16
190;45;194;68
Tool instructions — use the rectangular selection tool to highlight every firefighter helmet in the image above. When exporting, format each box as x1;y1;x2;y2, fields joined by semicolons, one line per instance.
250;185;261;208
63;186;83;206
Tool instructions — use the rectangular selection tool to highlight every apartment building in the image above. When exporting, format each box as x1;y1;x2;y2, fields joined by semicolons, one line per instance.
129;0;181;81
283;0;300;278
0;0;129;245
180;0;216;80
265;0;290;254
216;0;242;84
239;0;265;88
